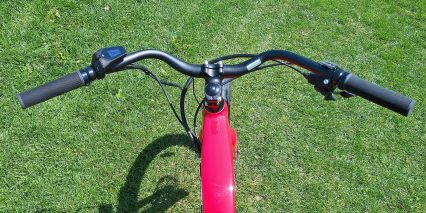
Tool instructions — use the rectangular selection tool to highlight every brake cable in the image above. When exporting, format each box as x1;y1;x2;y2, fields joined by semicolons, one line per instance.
126;63;202;152
192;78;201;105
193;98;205;137
126;64;184;125
181;77;202;151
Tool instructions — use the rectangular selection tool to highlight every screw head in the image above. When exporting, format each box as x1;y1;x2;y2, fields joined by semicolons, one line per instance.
323;79;330;85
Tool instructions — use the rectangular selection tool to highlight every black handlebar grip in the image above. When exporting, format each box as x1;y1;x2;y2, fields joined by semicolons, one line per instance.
338;74;415;116
17;70;90;109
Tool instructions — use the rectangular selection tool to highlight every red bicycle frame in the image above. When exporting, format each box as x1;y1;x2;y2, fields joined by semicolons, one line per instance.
200;102;237;212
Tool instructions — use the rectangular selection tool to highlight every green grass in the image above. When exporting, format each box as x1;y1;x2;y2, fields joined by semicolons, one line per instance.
1;0;425;212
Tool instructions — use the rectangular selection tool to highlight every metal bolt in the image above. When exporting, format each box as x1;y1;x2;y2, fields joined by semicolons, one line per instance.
323;79;330;85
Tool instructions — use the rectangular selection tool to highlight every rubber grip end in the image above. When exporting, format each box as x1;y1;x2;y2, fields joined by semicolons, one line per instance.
406;99;416;116
16;93;26;109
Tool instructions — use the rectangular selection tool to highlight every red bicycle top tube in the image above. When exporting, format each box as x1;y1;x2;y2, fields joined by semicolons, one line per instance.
201;102;237;212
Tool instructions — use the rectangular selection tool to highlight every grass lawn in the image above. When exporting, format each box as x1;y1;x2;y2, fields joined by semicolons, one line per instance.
1;0;425;212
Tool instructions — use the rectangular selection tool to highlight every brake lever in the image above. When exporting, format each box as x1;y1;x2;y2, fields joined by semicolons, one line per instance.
304;73;354;101
304;73;335;100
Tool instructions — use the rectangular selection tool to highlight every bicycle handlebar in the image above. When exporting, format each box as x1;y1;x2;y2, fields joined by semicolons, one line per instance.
110;50;331;78
223;50;333;77
111;49;202;76
16;48;415;116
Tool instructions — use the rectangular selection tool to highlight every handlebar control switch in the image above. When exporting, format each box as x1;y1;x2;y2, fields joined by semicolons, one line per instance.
91;46;127;79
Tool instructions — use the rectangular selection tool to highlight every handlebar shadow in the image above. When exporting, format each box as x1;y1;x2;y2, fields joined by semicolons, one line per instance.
99;133;198;212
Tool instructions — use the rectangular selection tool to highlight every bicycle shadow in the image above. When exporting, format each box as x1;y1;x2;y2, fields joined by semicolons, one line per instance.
98;133;198;212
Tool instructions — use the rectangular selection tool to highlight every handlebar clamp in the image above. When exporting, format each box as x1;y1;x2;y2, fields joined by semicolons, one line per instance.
203;60;223;77
203;61;225;112
319;61;352;100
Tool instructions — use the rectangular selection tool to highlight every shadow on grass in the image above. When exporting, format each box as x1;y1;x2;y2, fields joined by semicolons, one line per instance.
97;133;198;212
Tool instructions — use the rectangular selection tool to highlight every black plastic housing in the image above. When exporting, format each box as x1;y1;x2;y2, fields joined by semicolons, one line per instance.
91;46;127;78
